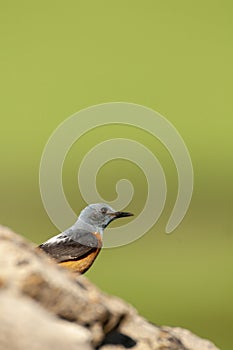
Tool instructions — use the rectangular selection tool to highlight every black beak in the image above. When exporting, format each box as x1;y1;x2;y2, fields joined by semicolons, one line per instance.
112;211;134;218
103;211;133;228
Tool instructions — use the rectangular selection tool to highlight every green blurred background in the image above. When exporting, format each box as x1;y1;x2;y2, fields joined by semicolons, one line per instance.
0;1;232;349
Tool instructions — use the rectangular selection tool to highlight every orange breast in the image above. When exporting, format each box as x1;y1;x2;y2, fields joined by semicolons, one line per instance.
59;232;102;274
59;248;101;274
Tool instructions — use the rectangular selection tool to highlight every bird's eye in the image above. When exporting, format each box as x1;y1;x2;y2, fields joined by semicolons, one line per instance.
101;207;108;214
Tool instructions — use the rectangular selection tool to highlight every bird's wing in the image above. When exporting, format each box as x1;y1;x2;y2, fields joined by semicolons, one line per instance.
39;229;101;263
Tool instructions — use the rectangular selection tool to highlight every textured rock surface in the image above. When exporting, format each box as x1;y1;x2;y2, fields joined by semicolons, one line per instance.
0;226;220;350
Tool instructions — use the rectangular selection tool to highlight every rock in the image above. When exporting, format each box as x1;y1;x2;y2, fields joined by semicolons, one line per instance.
0;226;220;350
0;293;91;350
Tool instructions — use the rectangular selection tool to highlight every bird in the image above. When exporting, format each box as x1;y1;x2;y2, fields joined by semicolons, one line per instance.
39;203;133;274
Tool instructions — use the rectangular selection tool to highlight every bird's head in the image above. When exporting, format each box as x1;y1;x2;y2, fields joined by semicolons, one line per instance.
78;203;133;232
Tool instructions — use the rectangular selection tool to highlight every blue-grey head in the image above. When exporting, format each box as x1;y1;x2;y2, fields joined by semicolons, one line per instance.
76;203;133;233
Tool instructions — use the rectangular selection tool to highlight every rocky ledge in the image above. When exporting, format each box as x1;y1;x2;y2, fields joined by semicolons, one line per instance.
0;226;219;350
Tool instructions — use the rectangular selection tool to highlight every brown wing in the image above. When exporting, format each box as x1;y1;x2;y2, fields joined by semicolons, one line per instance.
39;230;101;263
